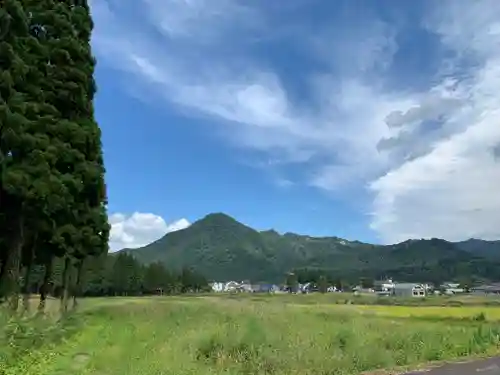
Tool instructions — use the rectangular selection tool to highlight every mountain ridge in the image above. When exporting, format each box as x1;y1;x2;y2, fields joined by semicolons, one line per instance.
120;213;500;283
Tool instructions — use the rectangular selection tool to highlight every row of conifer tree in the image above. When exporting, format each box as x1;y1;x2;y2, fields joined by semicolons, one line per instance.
0;0;109;314
1;1;213;314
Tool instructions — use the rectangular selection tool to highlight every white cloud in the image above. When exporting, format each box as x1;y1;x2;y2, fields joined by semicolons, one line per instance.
369;1;500;243
109;213;190;251
89;0;402;175
91;0;500;243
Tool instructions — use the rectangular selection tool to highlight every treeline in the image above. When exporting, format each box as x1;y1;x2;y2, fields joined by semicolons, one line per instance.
0;1;108;313
20;252;211;297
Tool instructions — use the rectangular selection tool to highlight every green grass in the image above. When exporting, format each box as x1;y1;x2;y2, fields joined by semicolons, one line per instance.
3;295;500;375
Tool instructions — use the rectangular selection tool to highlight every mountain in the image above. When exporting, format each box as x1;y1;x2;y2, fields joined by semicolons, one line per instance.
120;213;500;283
456;239;500;259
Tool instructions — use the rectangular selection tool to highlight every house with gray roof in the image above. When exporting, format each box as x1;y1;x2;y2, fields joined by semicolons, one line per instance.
393;283;426;298
471;283;500;295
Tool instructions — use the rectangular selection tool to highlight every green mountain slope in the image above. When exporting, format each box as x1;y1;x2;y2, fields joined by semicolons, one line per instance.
121;213;500;283
456;239;500;259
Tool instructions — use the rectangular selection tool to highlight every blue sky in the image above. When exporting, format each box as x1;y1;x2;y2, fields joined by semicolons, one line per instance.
88;0;500;250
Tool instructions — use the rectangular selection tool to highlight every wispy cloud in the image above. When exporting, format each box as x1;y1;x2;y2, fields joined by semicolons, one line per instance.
369;0;500;243
90;0;403;180
91;0;500;243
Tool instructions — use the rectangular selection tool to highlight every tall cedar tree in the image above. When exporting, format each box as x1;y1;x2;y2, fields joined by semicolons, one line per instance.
0;0;108;312
68;0;110;311
23;0;109;312
0;0;32;305
0;0;198;304
0;0;73;311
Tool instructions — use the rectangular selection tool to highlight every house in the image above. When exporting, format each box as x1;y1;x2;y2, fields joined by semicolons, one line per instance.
393;283;426;298
239;283;253;293
251;284;262;292
300;282;314;294
353;286;375;293
224;281;240;292
251;284;279;293
210;282;225;292
374;278;395;294
263;284;279;293
441;282;465;295
470;283;500;295
423;283;435;292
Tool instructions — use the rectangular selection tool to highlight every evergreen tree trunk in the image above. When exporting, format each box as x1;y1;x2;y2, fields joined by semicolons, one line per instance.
21;260;34;313
72;259;84;310
60;257;71;314
0;251;7;302
21;235;36;314
0;217;24;313
38;258;53;313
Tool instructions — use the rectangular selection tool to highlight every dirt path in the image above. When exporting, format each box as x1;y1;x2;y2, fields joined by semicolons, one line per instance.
402;357;500;374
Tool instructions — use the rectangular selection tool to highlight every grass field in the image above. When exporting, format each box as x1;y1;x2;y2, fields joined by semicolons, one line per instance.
3;294;500;375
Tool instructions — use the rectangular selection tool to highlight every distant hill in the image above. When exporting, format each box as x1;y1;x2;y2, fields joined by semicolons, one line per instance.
456;239;500;259
120;213;500;283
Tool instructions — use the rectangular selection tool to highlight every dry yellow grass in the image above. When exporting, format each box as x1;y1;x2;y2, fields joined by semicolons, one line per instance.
353;305;500;319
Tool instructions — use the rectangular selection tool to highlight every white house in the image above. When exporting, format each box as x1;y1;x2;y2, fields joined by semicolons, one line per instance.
210;282;225;292
374;278;395;293
441;282;465;295
224;281;240;292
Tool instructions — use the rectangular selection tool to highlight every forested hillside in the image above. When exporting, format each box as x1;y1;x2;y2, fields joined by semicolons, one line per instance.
123;213;500;284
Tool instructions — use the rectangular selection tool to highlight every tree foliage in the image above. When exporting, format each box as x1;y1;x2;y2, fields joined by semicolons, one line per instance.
0;0;109;313
20;252;210;297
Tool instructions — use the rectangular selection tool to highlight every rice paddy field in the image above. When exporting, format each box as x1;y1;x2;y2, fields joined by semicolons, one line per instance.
3;294;500;375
